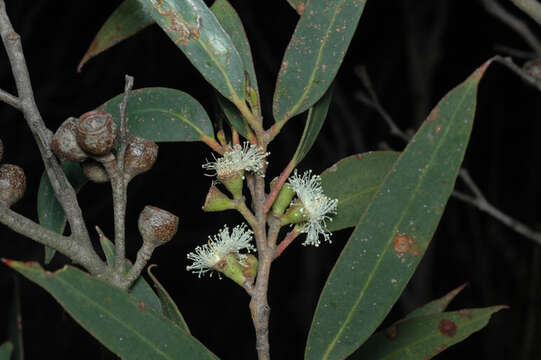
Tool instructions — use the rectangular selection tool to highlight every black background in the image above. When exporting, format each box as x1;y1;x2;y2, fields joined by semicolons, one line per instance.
0;0;540;359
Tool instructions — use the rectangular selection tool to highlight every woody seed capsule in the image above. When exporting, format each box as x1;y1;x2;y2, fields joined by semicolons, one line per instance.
138;206;179;246
76;110;118;156
123;136;158;181
0;164;26;207
51;118;88;162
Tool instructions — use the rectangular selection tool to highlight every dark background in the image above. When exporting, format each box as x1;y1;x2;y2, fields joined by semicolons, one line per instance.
0;0;540;359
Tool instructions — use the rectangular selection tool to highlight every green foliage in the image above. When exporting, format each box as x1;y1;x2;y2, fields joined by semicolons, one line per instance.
136;0;245;104
98;87;215;142
273;0;367;123
0;342;13;360
37;162;87;263
5;260;217;360
350;306;506;359
305;62;491;360
78;0;153;71
404;283;467;320
321;151;399;232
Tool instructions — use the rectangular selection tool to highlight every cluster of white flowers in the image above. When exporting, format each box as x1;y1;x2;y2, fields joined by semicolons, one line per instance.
202;142;268;177
186;223;256;278
288;170;338;247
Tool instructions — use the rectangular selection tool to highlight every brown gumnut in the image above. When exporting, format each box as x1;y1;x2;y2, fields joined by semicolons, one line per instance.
51;118;88;162
76;110;118;156
82;160;109;183
0;164;26;207
124;136;158;181
138;206;179;247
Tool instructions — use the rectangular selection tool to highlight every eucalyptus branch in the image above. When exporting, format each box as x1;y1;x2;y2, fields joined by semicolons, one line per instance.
482;0;541;56
509;0;541;26
0;88;20;110
0;0;90;243
0;205;106;275
235;199;257;228
493;55;541;92
274;227;300;259
263;161;295;213
124;243;156;287
357;67;541;246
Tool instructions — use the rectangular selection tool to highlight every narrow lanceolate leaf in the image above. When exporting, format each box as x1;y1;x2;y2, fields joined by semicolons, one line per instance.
4;261;218;360
215;92;251;139
0;342;12;360
99;236;163;314
349;306;506;360
8;277;23;360
137;0;245;103
291;84;335;166
286;0;307;15
273;0;367;123
321;152;399;233
98;87;215;142
211;0;260;110
148;265;190;333
37;162;87;264
305;61;492;360
78;0;153;71
404;283;468;321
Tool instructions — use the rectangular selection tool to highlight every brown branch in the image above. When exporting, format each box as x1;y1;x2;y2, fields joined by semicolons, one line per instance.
274;228;300;259
493;55;541;92
124;243;156;288
0;88;20;109
0;1;90;244
482;0;541;56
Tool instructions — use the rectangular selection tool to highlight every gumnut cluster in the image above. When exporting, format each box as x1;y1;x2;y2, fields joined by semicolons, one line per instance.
0;137;26;208
51;110;158;182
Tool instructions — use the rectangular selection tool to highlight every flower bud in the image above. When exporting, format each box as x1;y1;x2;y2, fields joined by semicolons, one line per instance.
82;160;109;183
51;118;88;162
202;185;235;212
76;110;118;156
0;164;26;207
219;171;244;200
271;181;296;216
123;136;158;182
138;205;179;247
281;199;308;226
215;253;257;287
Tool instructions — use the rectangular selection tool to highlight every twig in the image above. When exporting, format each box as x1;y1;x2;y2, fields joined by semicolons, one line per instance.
0;88;20;109
494;44;537;59
263;162;295;213
0;1;91;245
509;0;541;26
493;55;541;92
357;67;541;246
482;0;541;56
0;205;106;275
274;228;300;259
124;243;156;288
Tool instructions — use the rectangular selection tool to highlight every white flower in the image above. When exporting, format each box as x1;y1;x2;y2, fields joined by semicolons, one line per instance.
202;142;268;177
186;224;256;278
288;170;338;247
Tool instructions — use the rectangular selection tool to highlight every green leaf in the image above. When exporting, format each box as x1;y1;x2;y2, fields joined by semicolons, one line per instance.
215;92;251;139
211;0;260;110
305;61;492;360
37;162;87;264
98;87;215;142
78;0;153;71
7;277;23;360
404;283;467;321
286;0;307;15
291;84;334;166
136;0;245;104
99;236;163;314
0;342;13;360
273;0;367;123
5;260;218;360
349;306;506;359
321;152;399;233
148;265;190;332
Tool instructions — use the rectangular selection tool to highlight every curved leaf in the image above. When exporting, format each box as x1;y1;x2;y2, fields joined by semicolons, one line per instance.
404;283;467;321
148;265;190;332
98;87;214;142
321;152;399;233
4;260;218;360
292;84;335;166
136;0;245;103
37;162;87;264
305;61;492;360
78;0;153;71
349;306;506;359
0;342;12;360
215;92;251;138
273;0;367;123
